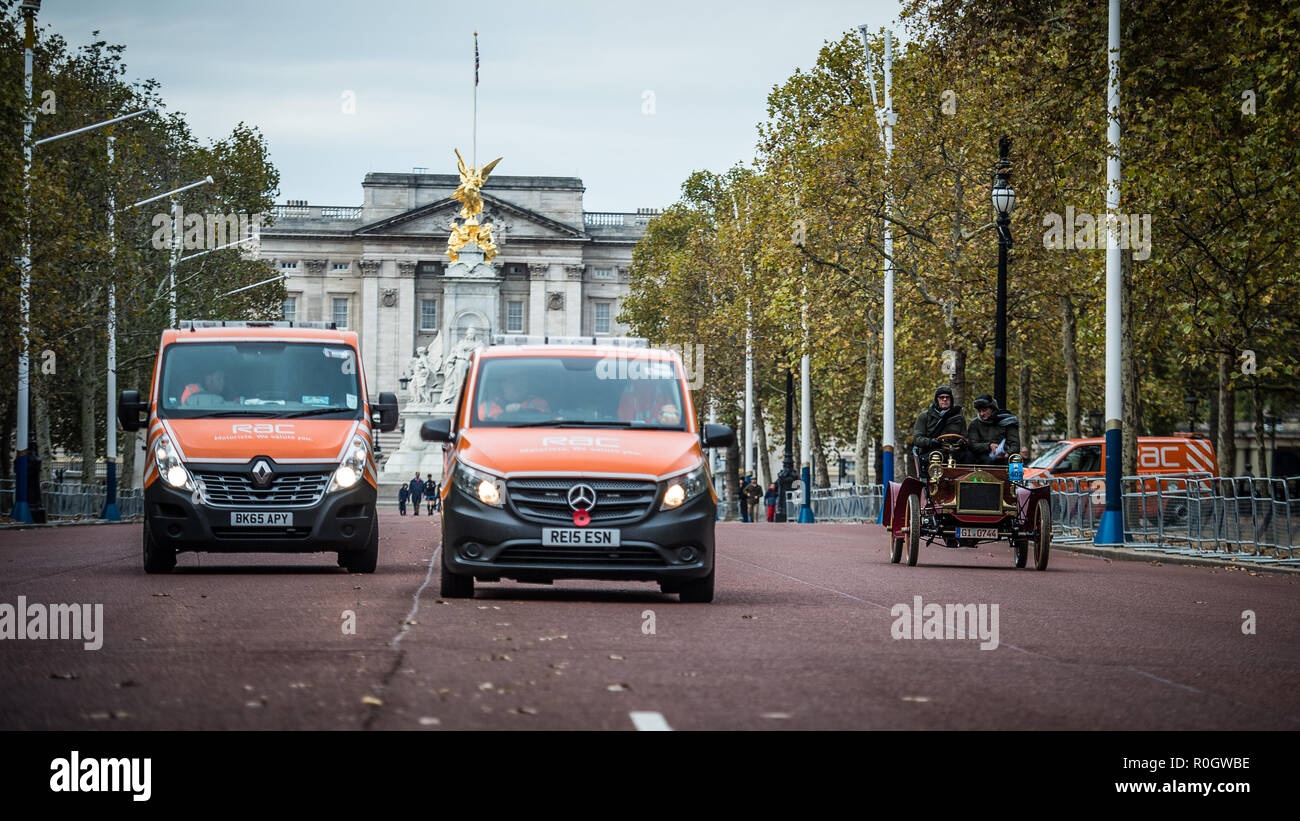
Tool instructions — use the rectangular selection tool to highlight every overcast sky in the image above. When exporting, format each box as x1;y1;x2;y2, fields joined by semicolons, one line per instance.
39;0;902;213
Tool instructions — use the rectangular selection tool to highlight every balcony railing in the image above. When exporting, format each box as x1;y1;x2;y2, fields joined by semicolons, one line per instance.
270;205;362;221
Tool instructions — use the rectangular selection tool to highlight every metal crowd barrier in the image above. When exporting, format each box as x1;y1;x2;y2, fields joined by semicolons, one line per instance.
809;485;883;522
0;480;144;522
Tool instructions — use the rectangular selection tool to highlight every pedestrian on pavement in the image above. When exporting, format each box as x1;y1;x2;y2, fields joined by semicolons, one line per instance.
432;480;442;512
743;476;762;523
426;473;437;515
398;482;410;516
764;482;778;522
912;384;966;469
738;476;750;522
410;472;424;516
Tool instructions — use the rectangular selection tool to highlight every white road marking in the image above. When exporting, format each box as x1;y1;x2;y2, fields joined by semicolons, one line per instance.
630;711;672;731
391;544;441;648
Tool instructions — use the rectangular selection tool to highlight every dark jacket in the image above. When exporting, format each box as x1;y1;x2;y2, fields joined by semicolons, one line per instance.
410;478;424;500
398;486;410;503
912;389;966;456
743;482;763;502
966;410;1021;458
764;487;779;505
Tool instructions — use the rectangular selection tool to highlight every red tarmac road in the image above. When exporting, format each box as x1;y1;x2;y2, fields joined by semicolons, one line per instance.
0;511;1296;730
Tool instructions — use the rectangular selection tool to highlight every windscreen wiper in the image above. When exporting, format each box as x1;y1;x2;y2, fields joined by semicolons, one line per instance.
281;407;357;418
191;410;291;418
508;419;634;428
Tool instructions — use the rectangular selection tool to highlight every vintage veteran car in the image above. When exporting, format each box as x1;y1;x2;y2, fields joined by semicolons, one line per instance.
882;433;1052;569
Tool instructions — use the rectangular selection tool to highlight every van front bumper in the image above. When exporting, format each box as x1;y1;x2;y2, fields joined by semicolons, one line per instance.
441;482;715;585
144;468;376;554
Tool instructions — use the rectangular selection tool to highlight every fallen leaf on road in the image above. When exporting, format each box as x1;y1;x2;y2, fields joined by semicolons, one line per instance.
245;701;264;709
760;712;791;719
538;634;568;642
353;586;362;590
49;672;78;680
515;706;538;715
742;614;757;620
289;682;310;689
492;654;512;662
478;682;495;691
418;717;441;726
606;683;629;692
116;680;138;688
609;654;624;660
151;592;170;597
902;696;930;703
244;684;254;691
361;695;383;706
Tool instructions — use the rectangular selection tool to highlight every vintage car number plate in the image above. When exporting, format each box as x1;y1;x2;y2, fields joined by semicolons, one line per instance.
956;527;998;539
542;528;620;546
231;511;293;526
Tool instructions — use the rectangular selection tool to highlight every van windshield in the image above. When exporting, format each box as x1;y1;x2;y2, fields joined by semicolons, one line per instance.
471;355;687;430
1028;440;1072;469
157;341;363;420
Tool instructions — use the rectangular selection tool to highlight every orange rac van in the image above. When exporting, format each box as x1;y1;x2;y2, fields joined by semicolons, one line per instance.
118;321;398;574
419;337;734;602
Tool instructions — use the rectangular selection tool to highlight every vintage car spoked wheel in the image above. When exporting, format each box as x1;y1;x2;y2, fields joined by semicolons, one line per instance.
1012;537;1028;568
905;493;921;566
1033;497;1052;570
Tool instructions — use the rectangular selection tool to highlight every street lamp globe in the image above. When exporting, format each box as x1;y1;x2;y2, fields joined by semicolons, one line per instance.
992;183;1016;217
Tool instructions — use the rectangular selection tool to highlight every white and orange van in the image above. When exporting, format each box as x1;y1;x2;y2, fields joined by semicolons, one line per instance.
419;337;733;602
118;321;398;573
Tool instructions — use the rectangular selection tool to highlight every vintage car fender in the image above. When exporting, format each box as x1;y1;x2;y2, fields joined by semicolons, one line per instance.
885;477;925;538
1017;483;1052;530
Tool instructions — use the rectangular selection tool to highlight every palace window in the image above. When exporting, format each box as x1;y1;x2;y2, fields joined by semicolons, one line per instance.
420;299;438;332
594;268;614;279
283;296;297;323
506;300;524;333
280;261;297;270
332;262;350;271
332;297;349;329
594;302;611;334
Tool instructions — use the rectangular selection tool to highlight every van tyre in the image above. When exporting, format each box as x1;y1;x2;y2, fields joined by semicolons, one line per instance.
440;547;474;598
678;566;714;603
341;521;379;573
142;521;176;574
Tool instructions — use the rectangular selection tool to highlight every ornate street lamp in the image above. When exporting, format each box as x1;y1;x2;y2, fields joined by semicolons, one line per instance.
991;136;1016;409
1184;394;1199;434
1088;409;1103;437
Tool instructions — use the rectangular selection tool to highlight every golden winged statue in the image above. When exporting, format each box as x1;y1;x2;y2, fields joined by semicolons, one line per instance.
447;149;504;262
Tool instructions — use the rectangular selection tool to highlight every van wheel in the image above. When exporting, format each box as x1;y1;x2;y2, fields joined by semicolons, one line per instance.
439;547;474;598
678;567;714;603
142;521;176;574
341;522;379;574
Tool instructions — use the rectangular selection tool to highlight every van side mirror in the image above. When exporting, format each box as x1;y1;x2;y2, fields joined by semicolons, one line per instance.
420;418;453;442
118;390;147;431
374;391;399;432
701;423;734;449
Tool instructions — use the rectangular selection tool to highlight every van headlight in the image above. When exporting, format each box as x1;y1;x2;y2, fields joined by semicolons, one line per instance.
661;462;709;510
154;435;194;490
329;435;368;492
454;460;505;508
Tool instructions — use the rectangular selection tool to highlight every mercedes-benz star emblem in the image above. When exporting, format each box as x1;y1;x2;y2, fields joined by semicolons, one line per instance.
567;483;596;512
251;459;273;488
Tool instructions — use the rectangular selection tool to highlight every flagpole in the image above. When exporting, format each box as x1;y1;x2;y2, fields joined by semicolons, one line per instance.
473;30;478;168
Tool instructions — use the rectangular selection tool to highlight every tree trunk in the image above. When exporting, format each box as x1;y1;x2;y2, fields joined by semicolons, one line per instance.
1;402;12;480
754;394;770;491
81;337;99;483
855;343;880;485
723;434;740;522
1017;362;1031;460
33;372;54;483
1253;381;1265;477
1060;294;1080;438
1121;250;1138;478
1216;352;1236;476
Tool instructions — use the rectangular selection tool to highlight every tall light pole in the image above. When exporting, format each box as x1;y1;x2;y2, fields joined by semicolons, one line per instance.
1096;0;1125;545
104;134;120;520
991;136;1016;409
125;176;212;328
860;24;896;521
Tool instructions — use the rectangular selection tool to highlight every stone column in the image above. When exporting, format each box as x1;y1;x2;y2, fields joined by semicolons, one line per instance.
564;264;585;337
528;263;548;336
396;261;416;392
303;258;327;322
359;258;382;396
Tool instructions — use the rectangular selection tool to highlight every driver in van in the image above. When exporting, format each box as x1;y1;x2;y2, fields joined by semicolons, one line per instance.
478;379;551;420
911;385;966;466
181;368;230;405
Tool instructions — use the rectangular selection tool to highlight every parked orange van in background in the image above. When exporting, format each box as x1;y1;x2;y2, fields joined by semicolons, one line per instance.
118;321;398;574
1024;434;1216;481
420;337;733;602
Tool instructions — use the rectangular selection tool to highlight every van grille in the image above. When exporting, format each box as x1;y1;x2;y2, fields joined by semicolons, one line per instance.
196;470;331;508
495;544;667;566
505;478;658;525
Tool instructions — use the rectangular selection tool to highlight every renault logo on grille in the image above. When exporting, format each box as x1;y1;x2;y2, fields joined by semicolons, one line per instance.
251;459;273;488
567;483;597;512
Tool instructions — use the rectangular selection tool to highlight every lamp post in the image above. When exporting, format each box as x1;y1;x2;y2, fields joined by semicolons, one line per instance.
991;136;1016;410
1089;409;1104;438
1184;394;1199;434
774;367;796;522
1265;411;1279;478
